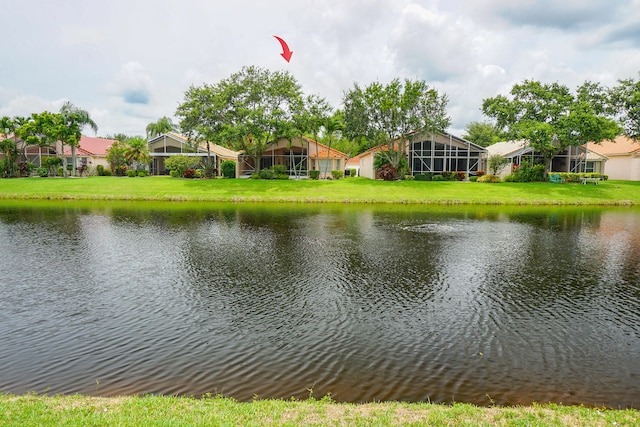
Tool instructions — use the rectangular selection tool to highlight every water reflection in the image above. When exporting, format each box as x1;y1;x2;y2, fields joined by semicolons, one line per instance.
0;202;638;408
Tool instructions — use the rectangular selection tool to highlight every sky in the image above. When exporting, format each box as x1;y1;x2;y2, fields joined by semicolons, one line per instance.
1;0;639;138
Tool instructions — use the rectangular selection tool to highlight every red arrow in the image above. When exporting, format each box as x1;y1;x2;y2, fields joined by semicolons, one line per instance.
273;35;293;62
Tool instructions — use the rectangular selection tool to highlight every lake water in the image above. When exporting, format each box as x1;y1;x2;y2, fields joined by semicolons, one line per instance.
0;202;638;408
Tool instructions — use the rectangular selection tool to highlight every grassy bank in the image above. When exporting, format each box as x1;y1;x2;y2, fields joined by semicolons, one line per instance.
0;176;639;205
1;394;638;427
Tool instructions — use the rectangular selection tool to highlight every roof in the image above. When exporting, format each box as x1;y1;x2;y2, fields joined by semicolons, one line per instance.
64;136;115;156
485;140;528;157
148;132;240;158
588;135;640;156
300;137;349;159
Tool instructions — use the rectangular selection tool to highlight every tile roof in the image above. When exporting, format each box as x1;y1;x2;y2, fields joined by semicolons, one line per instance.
63;136;116;156
588;135;640;156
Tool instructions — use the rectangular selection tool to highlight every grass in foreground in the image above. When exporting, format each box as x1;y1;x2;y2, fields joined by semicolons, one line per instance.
1;394;638;427
0;176;639;205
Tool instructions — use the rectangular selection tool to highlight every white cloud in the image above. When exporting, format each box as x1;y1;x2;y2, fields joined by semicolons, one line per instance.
107;62;155;105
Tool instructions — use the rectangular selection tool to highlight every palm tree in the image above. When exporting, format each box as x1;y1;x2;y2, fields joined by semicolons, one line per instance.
146;117;178;139
321;113;344;178
123;136;151;171
59;101;98;176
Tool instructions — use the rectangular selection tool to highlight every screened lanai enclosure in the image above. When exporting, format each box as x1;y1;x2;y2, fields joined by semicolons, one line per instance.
410;132;487;176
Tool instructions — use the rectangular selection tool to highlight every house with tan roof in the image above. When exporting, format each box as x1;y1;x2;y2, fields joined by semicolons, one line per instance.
348;131;487;179
148;132;240;176
588;136;640;180
485;140;608;178
237;136;348;178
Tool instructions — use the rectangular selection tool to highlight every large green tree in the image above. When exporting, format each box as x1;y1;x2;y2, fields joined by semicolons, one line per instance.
462;121;504;147
611;75;640;140
146;116;178;139
59;101;98;176
342;78;450;174
482;80;620;175
177;66;315;174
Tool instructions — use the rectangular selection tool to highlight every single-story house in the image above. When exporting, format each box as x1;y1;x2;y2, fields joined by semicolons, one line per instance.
588;136;640;181
347;131;487;179
485;140;608;178
237;137;348;178
148;132;240;176
63;136;115;171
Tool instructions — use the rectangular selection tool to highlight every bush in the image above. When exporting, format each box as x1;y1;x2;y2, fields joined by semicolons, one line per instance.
432;174;445;181
250;173;260;179
276;174;289;180
114;165;128;177
127;169;137;177
259;169;277;179
96;165;105;176
102;169;112;176
377;164;398;181
455;171;466;181
19;162;35;177
441;171;456;181
57;167;64;177
478;174;501;183
511;161;545;182
183;168;196;179
221;160;236;178
170;170;179;178
346;168;357;177
165;155;196;178
309;170;320;180
404;175;415;181
414;173;433;181
138;170;149;177
476;170;486;177
37;167;49;177
331;170;344;180
272;164;287;175
469;176;478;182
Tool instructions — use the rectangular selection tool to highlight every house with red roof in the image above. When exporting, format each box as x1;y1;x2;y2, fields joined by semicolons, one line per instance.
62;136;116;171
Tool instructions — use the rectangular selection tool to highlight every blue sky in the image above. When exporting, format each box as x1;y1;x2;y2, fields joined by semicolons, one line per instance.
1;0;639;137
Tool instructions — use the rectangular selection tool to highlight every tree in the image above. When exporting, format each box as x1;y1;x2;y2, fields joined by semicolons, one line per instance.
482;80;620;176
0;117;18;177
462;121;504;147
146;117;178;139
320;111;344;177
59;101;98;176
106;140;128;174
123;136;151;170
611;75;640;140
343;78;450;175
226;66;309;173
488;154;509;176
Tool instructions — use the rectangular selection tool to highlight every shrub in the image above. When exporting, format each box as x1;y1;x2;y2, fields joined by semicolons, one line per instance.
377;164;398;181
102;169;112;176
432;174;445;181
277;174;289;180
347;168;357;177
272;164;287;175
114;165;128;177
478;174;501;183
170;170;179;178
57;167;64;177
455;171;466;181
127;169;137;177
469;176;478;182
404;175;415;181
511;161;545;182
441;171;456;181
37;167;49;177
259;169;277;180
138;170;149;177
183;168;196;179
96;165;105;176
199;157;217;178
309;170;320;180
19;162;35;177
165;155;196;178
221;160;236;178
414;173;433;181
488;154;509;175
250;173;260;179
476;170;486;177
331;170;344;180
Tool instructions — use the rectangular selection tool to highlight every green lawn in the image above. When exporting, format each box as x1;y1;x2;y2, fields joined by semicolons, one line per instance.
1;394;638;427
0;176;639;205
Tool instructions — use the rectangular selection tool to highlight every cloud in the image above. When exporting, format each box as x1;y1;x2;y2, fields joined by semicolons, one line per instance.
107;62;154;105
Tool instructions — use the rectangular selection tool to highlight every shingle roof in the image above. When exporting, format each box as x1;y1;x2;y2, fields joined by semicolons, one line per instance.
588;135;640;156
63;136;116;156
